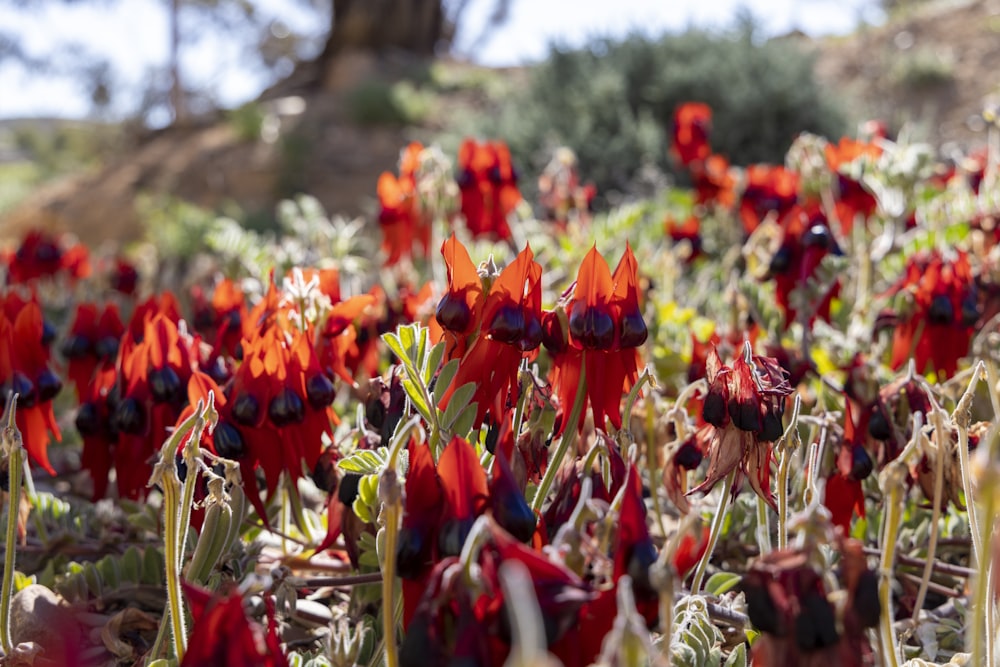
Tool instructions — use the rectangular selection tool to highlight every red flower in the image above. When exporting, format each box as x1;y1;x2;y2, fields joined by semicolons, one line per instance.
62;302;125;396
767;203;842;328
111;308;196;499
439;240;542;428
537;147;596;228
689;347;792;508
456;138;522;241
883;250;976;377
825;137;881;234
180;582;288;667
691;154;737;209
550;244;646;433
108;257;139;296
739;164;799;235
378;142;432;266
742;539;878;666
5;230;89;284
0;296;63;473
665;214;703;261
823;401;871;534
671;102;712;167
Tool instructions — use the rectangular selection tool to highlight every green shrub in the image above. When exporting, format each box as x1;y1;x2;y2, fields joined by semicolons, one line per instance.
468;21;848;199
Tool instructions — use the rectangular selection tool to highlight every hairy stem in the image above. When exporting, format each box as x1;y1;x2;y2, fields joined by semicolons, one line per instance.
690;467;737;595
1;395;23;654
531;356;588;513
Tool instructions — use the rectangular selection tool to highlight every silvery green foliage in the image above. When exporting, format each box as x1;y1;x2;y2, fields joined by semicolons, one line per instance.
669;596;724;667
205;195;373;291
863;135;937;219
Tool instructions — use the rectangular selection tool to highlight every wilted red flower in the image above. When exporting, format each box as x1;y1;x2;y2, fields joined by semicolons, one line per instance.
0;296;63;473
549;244;646;433
439;240;542;428
767;203;842;328
742;539;878;666
689;346;792;508
823;401;871;534
883;250;977;378
456;138;521;241
378;142;432;266
739;165;799;235
180;582;288;667
825;137;881;234
671;102;712;167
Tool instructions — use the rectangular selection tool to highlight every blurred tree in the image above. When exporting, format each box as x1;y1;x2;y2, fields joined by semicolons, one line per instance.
0;0;509;123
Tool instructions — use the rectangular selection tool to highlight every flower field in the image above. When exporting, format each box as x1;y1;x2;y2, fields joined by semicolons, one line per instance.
1;103;999;667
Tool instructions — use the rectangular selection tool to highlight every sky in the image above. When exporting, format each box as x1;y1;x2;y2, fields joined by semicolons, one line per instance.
0;0;884;120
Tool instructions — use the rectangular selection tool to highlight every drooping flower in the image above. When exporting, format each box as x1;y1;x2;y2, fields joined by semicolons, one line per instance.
825;136;881;234
742;538;879;666
665;214;703;262
378;142;432;266
882;249;977;378
0;296;63;473
549;244;646;433
823;401;871;534
691;154;737;209
439;240;542;428
766;203;842;328
689;346;792;508
671;102;712;167
739;164;800;235
5;230;90;284
180;582;288;667
110;308;196;499
62;302;125;396
456;138;521;241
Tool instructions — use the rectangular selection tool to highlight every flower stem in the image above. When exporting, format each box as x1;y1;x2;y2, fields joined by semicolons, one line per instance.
776;395;802;551
531;356;587;513
911;408;947;623
689;467;737;595
0;395;23;654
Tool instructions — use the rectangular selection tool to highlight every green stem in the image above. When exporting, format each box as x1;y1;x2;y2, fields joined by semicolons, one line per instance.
531;356;588;513
690;467;737;595
970;482;996;667
381;501;400;667
162;475;187;660
878;464;906;667
775;394;802;551
1;396;24;654
754;495;772;555
912;410;947;623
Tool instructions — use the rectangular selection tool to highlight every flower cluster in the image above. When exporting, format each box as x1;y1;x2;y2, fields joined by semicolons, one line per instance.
690;345;792;507
0;293;62;472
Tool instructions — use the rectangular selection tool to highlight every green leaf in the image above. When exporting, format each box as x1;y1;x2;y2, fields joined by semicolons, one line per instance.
424;341;445;386
441;382;477;429
338;449;390;475
433;359;460;405
724;642;747;667
398;324;416;359
121;546;142;584
705;572;742;597
382;333;408;366
416;327;428;375
142;547;165;587
450;402;479;439
403;377;432;423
